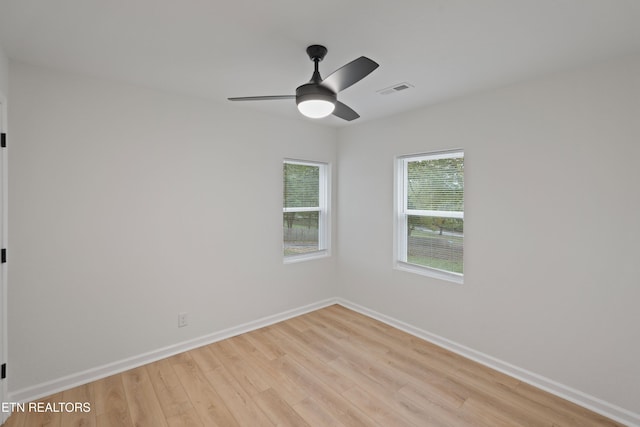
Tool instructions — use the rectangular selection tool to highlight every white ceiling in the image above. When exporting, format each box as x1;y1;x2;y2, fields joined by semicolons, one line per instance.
1;0;640;127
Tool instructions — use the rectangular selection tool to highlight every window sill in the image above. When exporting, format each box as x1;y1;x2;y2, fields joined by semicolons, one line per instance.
395;261;464;284
284;250;329;264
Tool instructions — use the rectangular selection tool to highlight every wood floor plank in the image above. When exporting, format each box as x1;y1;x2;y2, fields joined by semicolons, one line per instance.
266;326;355;394
169;353;239;427
283;314;314;333
398;376;468;411
145;357;202;427
60;383;96;427
452;365;567;427
272;354;379;427
205;338;271;397
326;334;412;393
275;321;340;362
254;388;311;427
21;392;64;427
203;367;274;427
242;329;286;361
5;305;627;427
512;381;622;427
393;386;477;427
341;385;417;427
292;397;349;427
329;353;476;427
461;396;532;427
188;345;221;374
93;375;133;427
228;334;309;406
121;366;168;427
1;411;24;427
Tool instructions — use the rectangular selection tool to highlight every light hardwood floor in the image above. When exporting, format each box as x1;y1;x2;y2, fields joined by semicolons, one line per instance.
3;305;623;426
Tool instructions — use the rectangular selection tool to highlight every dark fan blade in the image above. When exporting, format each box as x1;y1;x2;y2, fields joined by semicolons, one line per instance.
322;57;379;93
332;101;360;121
228;95;295;101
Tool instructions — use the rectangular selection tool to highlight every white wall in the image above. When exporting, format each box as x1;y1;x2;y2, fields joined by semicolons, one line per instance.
8;62;338;394
337;54;640;415
0;43;8;96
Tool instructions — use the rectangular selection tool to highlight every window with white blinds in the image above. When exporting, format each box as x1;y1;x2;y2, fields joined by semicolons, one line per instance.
395;150;464;282
283;159;329;262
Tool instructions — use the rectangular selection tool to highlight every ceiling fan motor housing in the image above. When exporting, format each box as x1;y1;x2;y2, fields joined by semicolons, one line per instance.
295;83;336;106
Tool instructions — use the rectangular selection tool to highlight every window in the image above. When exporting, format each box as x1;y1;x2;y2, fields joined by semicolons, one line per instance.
283;160;329;261
395;150;464;282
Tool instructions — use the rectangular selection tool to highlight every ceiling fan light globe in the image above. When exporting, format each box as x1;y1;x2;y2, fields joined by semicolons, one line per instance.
296;83;337;119
297;99;335;118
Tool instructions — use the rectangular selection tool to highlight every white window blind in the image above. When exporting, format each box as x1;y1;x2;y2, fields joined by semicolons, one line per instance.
283;160;329;261
396;150;464;282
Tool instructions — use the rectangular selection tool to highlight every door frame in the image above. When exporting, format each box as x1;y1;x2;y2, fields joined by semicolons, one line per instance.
0;93;8;423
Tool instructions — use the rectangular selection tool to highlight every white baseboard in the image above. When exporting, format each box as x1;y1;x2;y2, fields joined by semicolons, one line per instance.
8;298;338;404
8;297;639;427
335;298;640;427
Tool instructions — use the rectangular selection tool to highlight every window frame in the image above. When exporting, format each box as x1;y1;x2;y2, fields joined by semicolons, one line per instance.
283;159;330;263
394;149;464;284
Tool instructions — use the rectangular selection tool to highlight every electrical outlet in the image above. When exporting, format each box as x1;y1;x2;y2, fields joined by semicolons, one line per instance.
178;312;188;328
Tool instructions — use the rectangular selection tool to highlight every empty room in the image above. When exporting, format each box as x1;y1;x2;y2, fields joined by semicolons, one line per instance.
0;0;638;426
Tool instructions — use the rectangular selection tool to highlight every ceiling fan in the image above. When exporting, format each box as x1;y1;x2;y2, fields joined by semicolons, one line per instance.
228;45;379;121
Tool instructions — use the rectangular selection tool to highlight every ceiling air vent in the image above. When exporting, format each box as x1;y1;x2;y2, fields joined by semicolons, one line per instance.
377;82;414;95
